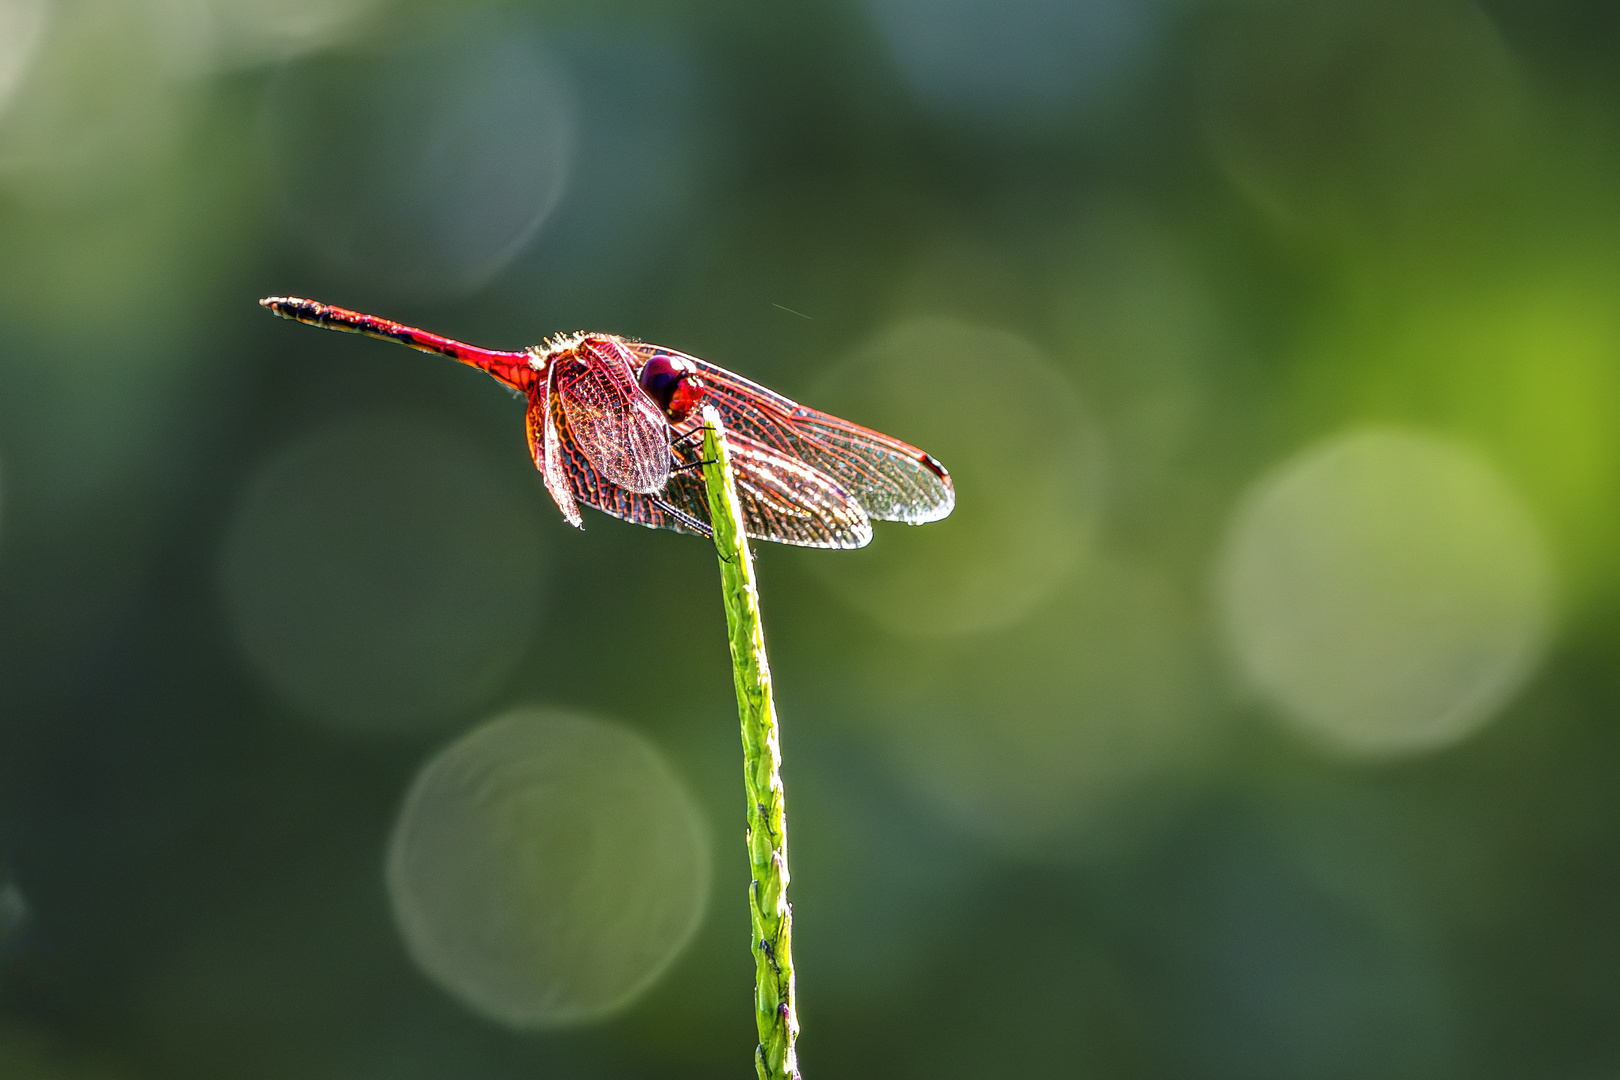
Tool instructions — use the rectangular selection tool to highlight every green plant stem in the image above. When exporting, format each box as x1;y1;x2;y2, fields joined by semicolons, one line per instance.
700;405;801;1080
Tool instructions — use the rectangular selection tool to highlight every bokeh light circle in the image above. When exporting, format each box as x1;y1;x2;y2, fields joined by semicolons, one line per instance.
1217;428;1554;758
386;708;711;1028
220;411;545;736
265;17;574;298
808;317;1102;637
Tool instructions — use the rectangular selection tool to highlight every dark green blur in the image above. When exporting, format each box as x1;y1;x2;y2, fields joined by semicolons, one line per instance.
1;0;1619;1077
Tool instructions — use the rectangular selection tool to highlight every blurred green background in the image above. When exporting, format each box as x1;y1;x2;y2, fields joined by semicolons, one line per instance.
3;0;1620;1076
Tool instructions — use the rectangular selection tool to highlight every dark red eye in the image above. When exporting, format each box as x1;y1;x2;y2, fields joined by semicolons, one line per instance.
638;354;704;419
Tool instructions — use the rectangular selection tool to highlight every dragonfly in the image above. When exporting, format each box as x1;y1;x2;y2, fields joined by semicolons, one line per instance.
260;298;954;548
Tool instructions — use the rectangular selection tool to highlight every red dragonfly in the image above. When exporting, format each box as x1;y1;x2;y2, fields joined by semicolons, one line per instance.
260;298;953;548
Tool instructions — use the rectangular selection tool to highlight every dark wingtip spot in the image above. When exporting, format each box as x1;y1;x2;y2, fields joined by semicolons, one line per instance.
920;452;951;483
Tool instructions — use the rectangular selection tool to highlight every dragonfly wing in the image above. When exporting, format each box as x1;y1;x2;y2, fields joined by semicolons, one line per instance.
527;375;582;528
556;337;671;494
625;343;954;524
555;424;873;549
783;408;954;523
715;432;873;548
548;414;698;535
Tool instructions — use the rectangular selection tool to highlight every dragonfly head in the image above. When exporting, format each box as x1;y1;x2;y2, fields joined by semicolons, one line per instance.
637;353;706;421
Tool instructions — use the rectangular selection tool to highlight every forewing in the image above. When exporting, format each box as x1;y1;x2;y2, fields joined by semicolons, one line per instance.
556;338;670;494
626;343;954;523
554;422;873;549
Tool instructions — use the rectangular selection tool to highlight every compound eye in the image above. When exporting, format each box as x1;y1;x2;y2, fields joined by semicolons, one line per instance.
638;354;703;419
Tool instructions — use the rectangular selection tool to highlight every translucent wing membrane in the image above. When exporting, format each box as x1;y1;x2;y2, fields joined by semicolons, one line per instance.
551;393;872;548
626;343;954;524
719;434;873;548
786;409;954;522
556;338;670;494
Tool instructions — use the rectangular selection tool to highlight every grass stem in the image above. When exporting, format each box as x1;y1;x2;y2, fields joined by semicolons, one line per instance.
700;405;801;1080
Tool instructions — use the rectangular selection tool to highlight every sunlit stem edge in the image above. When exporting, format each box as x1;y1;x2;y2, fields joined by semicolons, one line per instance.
699;405;801;1080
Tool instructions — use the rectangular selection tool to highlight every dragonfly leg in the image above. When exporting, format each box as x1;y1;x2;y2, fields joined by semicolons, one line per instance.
669;425;705;452
651;493;735;562
668;427;718;476
669;457;719;476
650;494;715;541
